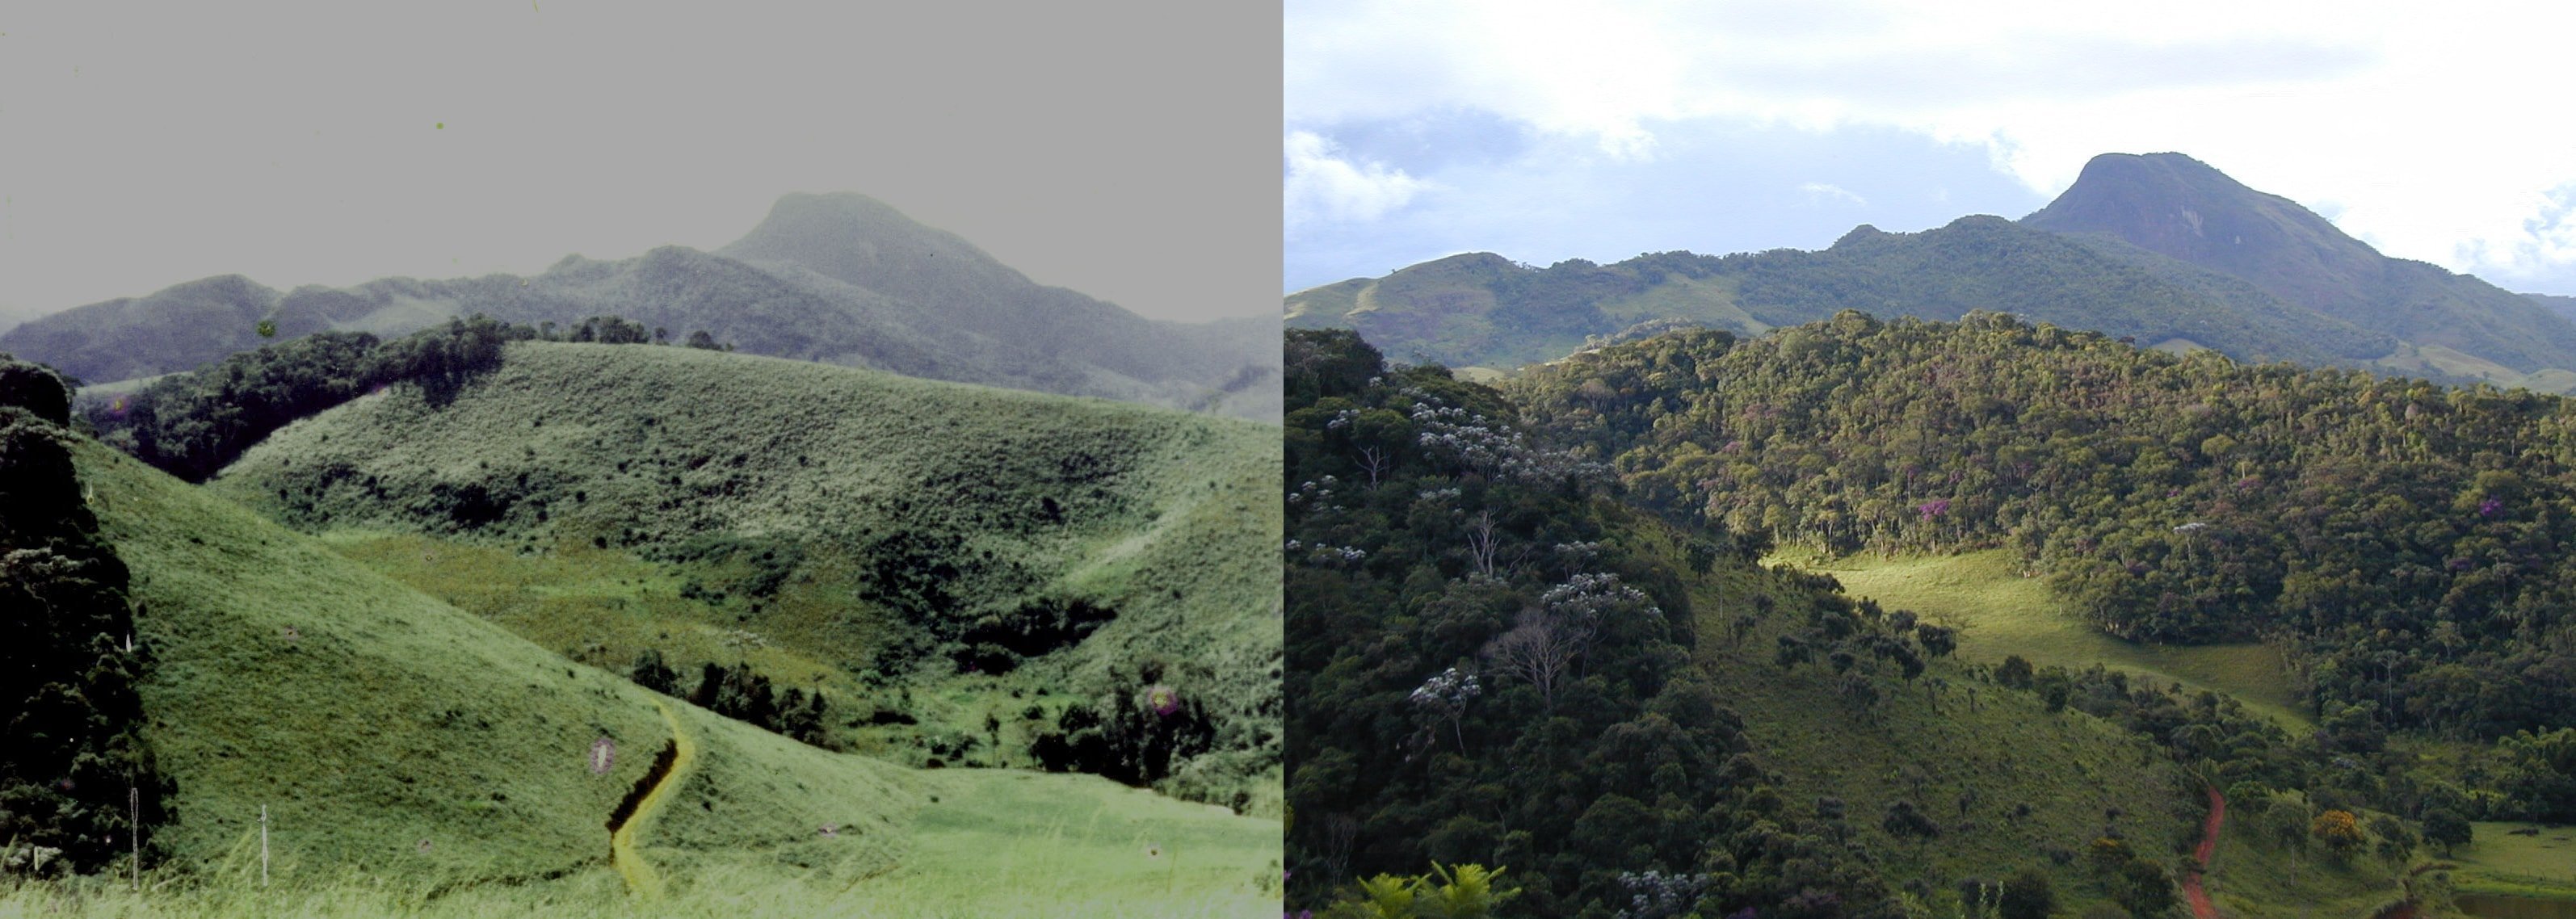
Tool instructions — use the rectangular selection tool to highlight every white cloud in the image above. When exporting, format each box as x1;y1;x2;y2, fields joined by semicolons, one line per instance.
1285;131;1434;231
1289;0;2576;287
1798;183;1867;207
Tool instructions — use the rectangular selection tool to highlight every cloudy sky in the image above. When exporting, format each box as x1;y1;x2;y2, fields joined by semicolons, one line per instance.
1;2;1275;326
1286;1;2576;296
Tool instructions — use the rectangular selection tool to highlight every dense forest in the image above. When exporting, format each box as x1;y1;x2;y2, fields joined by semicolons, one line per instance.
1280;329;2410;917
1510;312;2576;820
1287;329;1908;916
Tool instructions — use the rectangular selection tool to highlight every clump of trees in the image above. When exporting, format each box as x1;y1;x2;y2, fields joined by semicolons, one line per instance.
0;357;169;875
628;652;831;748
86;313;683;483
1030;662;1216;786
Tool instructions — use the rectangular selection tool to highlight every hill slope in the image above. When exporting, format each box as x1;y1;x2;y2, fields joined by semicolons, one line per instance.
2;195;1278;422
1280;329;2398;917
79;434;911;882
2024;152;2576;377
52;431;1280;911
204;342;1281;808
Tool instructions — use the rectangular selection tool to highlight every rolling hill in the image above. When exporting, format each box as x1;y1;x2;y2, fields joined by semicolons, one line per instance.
201;341;1282;813
2;194;1279;422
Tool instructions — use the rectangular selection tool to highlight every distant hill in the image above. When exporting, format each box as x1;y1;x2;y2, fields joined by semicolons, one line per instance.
2024;152;2576;379
1292;153;2576;393
2;194;1278;422
206;342;1281;810
1286;217;2393;372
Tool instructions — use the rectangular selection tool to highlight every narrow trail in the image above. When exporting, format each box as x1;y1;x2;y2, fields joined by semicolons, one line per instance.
610;699;698;900
2184;785;2225;919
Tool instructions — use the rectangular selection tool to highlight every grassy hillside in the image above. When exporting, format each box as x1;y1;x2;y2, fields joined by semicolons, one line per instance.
79;434;902;880
1776;548;2310;730
205;342;1280;811
61;418;1280;913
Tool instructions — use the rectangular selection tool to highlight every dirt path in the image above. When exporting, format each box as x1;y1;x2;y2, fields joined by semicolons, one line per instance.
611;699;698;899
2184;784;2225;919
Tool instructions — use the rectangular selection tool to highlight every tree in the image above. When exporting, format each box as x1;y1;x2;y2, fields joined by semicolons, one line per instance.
686;329;722;350
628;649;679;695
1483;611;1580;712
2421;808;2471;855
1916;623;1957;658
2310;809;2364;854
1464;510;1502;580
2112;858;2176;919
1997;655;2035;690
1998;870;2055;919
1882;799;1939;840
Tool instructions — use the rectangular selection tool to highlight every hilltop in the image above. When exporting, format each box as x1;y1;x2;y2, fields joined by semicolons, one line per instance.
204;341;1281;812
2;194;1278;422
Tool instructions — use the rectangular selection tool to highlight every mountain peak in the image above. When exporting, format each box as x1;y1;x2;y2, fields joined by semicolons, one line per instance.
717;191;1032;303
2022;152;2386;306
2023;152;2576;374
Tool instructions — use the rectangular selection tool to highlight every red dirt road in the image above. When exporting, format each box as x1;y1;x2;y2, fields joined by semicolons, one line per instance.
2183;785;2225;919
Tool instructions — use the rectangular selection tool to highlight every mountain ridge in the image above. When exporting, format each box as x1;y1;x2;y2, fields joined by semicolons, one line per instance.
1289;152;2576;394
2;194;1278;422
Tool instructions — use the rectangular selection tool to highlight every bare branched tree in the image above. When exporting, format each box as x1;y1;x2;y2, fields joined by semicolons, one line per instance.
1483;608;1582;712
1464;510;1500;580
1355;445;1392;486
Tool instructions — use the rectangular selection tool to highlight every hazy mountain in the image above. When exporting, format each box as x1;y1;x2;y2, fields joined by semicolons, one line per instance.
2024;152;2576;378
2;194;1278;421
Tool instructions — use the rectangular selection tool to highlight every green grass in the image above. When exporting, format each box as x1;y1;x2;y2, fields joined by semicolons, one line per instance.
2194;797;2404;918
1594;273;1771;336
69;434;1279;912
1772;548;2313;730
2448;822;2576;899
205;342;1280;809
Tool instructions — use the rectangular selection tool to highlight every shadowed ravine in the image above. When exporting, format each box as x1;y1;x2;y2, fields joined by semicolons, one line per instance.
607;700;697;899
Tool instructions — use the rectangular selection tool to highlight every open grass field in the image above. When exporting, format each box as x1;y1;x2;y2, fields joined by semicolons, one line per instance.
1772;548;2313;730
205;342;1280;810
2447;822;2576;900
58;430;1278;914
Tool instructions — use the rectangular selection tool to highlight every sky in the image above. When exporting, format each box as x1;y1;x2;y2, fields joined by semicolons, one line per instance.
0;2;1277;326
1285;1;2576;297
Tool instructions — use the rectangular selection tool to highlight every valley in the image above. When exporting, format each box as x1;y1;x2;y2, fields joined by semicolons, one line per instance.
0;334;1280;914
